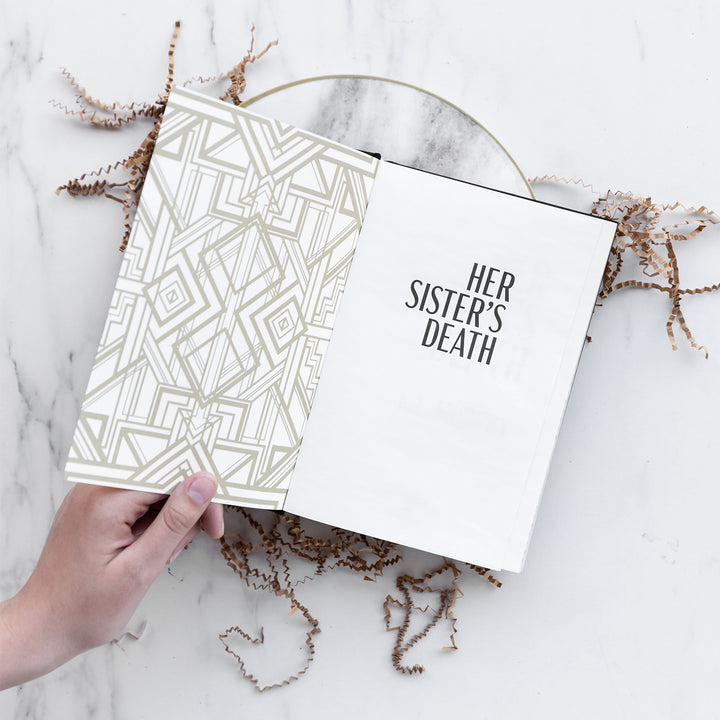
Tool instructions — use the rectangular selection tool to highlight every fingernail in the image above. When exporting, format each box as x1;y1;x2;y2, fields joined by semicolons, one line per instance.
187;473;216;504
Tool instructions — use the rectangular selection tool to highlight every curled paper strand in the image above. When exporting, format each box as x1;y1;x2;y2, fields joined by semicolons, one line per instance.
383;560;500;674
219;509;499;689
531;176;720;357
112;620;148;643
55;20;276;252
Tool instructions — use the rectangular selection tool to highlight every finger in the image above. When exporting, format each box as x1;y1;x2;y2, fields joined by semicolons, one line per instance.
131;507;161;539
200;501;225;539
67;484;167;528
167;524;202;564
124;472;217;574
166;502;225;561
110;489;169;527
68;486;170;557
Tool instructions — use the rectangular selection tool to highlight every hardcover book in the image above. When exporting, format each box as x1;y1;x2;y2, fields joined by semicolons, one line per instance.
65;86;616;571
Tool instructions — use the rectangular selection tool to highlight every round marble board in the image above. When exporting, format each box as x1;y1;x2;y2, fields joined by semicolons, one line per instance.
243;75;532;199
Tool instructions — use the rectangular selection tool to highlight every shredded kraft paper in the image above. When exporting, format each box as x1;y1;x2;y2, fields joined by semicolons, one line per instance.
56;22;719;692
55;21;276;253
531;175;720;357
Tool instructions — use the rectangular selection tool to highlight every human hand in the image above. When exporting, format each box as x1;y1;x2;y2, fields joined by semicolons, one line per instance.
0;473;224;690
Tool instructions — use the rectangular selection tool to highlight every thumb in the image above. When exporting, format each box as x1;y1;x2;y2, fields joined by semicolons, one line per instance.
129;472;218;574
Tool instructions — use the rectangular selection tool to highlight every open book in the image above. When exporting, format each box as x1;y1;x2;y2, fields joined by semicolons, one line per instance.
65;86;616;571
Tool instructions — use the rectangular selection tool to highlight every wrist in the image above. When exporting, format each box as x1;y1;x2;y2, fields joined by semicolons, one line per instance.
0;584;77;690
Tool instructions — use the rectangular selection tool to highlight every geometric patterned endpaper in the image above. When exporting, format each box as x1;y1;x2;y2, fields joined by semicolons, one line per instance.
65;86;379;508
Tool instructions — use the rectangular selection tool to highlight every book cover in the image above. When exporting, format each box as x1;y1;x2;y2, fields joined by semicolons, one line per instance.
64;86;379;509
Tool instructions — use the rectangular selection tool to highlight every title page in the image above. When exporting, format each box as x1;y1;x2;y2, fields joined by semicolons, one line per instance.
284;162;616;571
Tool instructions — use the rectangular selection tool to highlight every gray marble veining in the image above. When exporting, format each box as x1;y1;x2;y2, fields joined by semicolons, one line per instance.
245;76;531;197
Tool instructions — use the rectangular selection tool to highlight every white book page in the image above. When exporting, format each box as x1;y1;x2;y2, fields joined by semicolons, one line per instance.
284;162;615;571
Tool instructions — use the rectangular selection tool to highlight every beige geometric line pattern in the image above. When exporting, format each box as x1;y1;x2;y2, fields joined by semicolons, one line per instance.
65;87;379;508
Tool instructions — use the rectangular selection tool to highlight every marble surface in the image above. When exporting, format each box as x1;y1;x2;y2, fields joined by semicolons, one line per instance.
2;1;720;718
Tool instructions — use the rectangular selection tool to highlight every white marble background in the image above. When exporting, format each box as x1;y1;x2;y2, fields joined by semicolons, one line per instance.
2;1;720;718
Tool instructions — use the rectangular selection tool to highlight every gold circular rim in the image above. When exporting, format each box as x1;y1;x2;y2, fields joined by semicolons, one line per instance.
242;74;535;199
